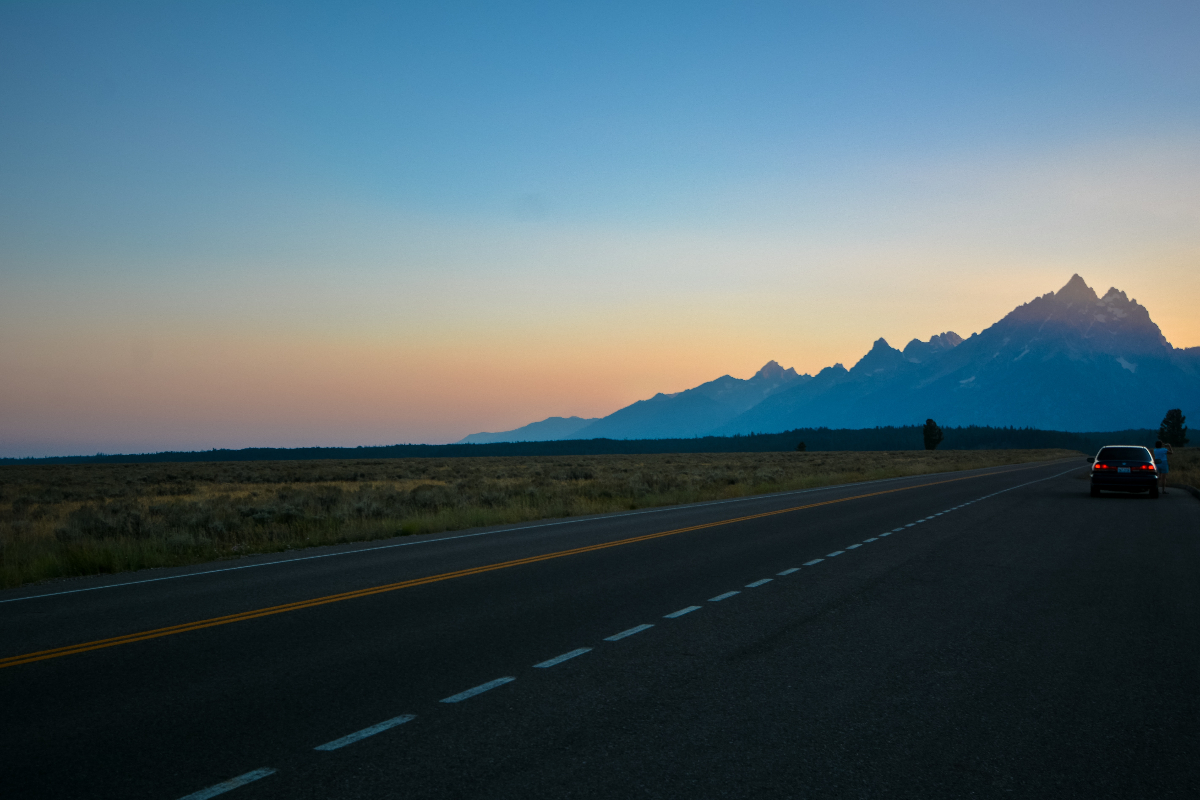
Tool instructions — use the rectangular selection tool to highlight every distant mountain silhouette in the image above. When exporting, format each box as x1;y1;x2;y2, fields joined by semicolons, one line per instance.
457;416;598;444
456;276;1198;441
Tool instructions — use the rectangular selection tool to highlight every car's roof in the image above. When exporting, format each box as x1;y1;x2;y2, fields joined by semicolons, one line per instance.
1095;445;1153;455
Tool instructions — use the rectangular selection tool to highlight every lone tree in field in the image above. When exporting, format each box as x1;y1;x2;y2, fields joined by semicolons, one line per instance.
1158;408;1189;447
923;419;944;450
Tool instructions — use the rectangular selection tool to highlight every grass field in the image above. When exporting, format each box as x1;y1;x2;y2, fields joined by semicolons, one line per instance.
1165;446;1199;496
0;449;1079;590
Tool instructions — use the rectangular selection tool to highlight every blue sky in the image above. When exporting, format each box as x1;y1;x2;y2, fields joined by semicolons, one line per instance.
2;1;1198;455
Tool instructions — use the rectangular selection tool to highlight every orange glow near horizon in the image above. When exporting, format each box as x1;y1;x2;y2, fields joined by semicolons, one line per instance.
3;258;1198;456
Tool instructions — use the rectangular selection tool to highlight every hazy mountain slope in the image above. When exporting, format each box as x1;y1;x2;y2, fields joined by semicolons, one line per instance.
571;361;808;440
457;416;599;444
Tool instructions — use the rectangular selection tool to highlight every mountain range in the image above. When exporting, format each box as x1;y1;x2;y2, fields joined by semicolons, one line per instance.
458;276;1199;443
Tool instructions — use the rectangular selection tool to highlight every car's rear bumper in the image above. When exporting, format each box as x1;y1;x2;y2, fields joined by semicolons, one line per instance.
1091;474;1157;492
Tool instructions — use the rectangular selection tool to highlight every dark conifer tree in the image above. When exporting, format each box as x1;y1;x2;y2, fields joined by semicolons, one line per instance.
1158;409;1189;447
923;419;944;450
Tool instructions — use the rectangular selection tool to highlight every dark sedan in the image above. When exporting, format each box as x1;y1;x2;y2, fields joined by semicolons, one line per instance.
1089;445;1159;498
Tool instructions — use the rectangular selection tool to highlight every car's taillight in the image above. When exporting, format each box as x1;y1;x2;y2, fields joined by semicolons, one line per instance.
1140;463;1156;470
1093;463;1107;469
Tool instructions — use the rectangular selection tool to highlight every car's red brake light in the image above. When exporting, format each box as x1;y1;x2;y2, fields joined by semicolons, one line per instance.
1093;463;1107;469
1140;463;1156;470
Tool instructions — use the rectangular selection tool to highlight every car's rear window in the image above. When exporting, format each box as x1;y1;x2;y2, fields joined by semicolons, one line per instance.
1096;447;1151;462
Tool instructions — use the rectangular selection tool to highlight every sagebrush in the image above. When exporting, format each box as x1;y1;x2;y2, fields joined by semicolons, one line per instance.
1;449;1077;589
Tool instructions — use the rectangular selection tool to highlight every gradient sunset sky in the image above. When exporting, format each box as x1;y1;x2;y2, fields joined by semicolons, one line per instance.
2;1;1199;457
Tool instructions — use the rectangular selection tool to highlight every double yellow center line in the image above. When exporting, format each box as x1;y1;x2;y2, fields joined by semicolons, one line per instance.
0;463;1055;670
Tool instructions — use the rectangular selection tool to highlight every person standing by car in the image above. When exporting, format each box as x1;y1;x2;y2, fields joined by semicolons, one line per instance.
1153;440;1174;495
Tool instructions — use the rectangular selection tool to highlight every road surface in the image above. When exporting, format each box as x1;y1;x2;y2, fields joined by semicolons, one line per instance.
2;458;1197;799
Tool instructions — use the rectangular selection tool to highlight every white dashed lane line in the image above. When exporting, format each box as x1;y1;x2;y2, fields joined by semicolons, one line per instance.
605;624;654;641
177;768;277;800
534;648;592;668
169;463;1078;800
314;715;415;751
440;677;515;703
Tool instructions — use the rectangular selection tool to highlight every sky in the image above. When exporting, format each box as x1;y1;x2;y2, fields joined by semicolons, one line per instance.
2;1;1199;457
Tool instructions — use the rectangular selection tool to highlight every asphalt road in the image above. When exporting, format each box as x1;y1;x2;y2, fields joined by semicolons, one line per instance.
2;458;1198;799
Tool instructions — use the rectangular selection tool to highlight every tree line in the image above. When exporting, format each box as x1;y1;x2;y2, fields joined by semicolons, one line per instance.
4;421;1186;465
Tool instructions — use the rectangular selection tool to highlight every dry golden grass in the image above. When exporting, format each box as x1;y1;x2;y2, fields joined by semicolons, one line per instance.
0;449;1077;590
1165;447;1200;494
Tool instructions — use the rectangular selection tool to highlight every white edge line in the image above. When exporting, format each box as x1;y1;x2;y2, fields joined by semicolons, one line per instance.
314;714;415;751
777;568;800;575
664;605;702;618
440;677;515;703
2;460;1081;604
533;648;592;668
177;768;277;800
604;624;654;641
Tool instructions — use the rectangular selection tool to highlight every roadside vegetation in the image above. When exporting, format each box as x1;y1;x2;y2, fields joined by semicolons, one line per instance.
1166;447;1199;495
0;449;1076;589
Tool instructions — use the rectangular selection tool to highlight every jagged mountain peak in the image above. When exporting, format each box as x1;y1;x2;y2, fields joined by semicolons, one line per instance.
902;331;962;363
851;339;906;376
930;331;963;349
1000;275;1169;356
1055;273;1099;304
754;360;786;380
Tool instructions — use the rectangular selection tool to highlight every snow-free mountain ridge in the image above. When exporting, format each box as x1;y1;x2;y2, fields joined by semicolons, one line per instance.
457;276;1198;442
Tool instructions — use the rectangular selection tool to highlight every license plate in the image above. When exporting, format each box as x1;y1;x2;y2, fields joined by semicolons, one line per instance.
1118;467;1131;473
